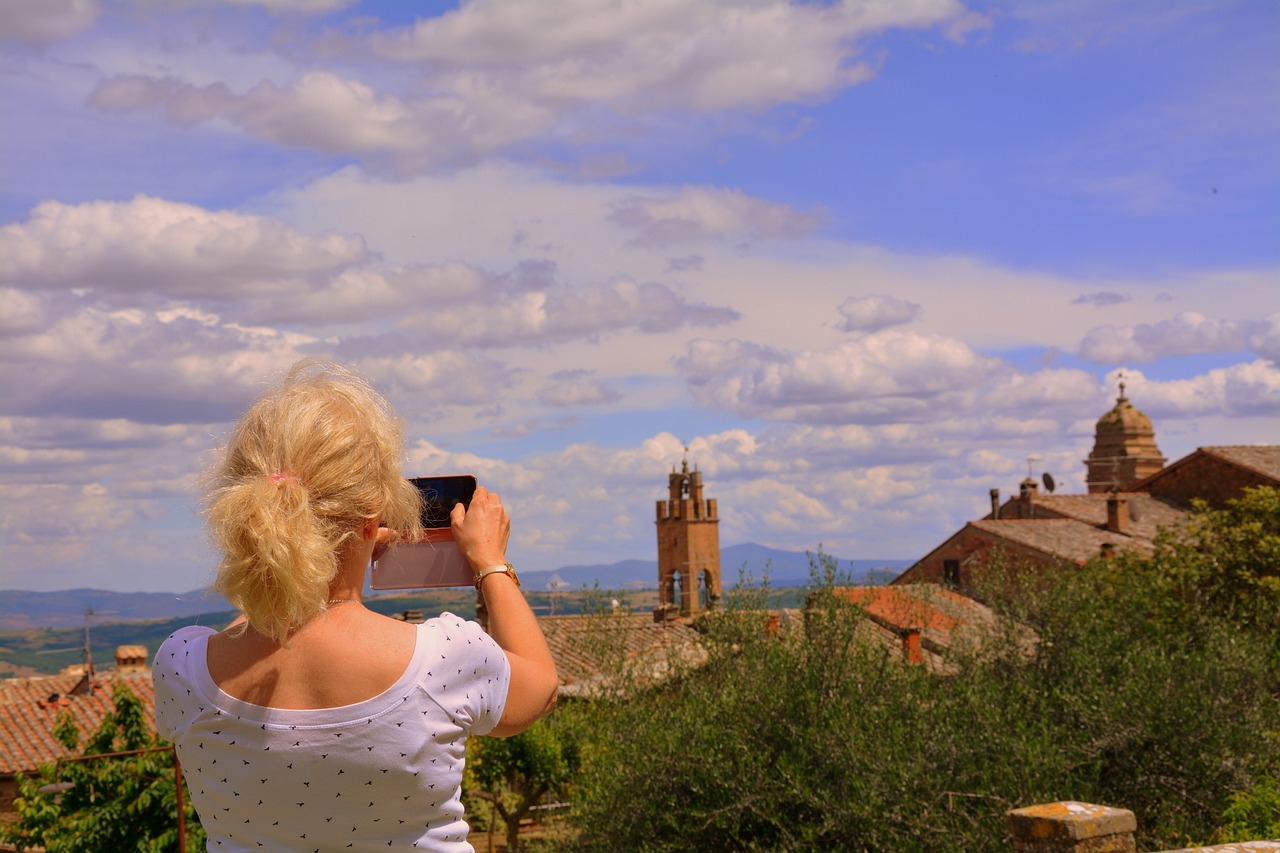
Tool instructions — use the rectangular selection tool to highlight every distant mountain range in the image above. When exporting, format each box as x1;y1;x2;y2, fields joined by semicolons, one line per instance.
0;544;909;630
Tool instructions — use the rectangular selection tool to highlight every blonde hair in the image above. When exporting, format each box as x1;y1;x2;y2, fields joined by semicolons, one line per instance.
205;360;423;642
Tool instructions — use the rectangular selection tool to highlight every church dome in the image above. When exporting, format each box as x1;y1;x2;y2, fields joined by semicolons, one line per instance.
1096;394;1154;434
1084;379;1166;493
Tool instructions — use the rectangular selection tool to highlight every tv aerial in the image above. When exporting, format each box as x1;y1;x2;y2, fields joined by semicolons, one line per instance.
1042;472;1056;494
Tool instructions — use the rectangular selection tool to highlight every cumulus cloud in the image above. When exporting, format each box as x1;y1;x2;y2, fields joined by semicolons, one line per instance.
1247;313;1280;363
339;351;520;412
0;305;314;424
0;196;369;300
981;367;1099;411
0;289;47;336
675;329;1003;423
0;0;97;45
537;370;621;407
837;294;921;332
608;188;822;247
85;1;965;170
1078;311;1273;363
387;274;740;347
1116;362;1280;418
370;0;965;112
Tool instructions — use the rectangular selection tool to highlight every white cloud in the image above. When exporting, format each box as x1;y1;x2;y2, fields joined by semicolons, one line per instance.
344;352;520;412
1078;311;1273;363
387;274;739;347
0;304;314;423
608;187;822;247
837;294;920;332
0;0;97;45
0;196;369;300
676;330;1002;423
1117;362;1280;419
537;370;621;407
370;0;965;112
0;288;47;335
82;1;966;171
981;367;1099;412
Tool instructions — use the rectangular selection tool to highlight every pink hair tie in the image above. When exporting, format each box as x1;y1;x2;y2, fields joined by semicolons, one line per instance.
271;473;296;486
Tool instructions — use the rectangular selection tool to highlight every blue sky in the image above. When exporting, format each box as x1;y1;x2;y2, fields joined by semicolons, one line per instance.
1;0;1276;593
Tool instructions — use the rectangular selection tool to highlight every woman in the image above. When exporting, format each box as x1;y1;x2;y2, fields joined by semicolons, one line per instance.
152;361;558;852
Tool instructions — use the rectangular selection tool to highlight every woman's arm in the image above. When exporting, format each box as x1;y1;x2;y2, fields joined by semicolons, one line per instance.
452;486;559;737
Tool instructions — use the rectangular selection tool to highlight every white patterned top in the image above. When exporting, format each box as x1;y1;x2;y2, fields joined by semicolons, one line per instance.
153;613;509;852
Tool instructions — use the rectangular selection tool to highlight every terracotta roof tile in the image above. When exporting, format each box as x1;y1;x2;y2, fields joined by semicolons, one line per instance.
1027;493;1186;541
0;671;156;776
537;612;707;698
1202;445;1280;482
970;518;1154;564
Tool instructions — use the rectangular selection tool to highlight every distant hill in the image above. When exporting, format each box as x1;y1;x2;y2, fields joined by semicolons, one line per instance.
0;588;232;631
0;544;909;630
516;544;908;592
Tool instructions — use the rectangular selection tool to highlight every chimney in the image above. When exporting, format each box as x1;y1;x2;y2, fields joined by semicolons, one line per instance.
1018;478;1039;518
1106;494;1130;535
990;488;1000;520
901;629;923;665
114;645;149;674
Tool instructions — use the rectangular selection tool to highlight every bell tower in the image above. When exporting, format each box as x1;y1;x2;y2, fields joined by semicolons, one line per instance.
655;452;721;621
1085;378;1166;493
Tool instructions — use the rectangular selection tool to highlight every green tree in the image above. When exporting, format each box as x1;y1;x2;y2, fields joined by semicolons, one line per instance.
466;712;582;851
0;682;204;853
564;498;1280;851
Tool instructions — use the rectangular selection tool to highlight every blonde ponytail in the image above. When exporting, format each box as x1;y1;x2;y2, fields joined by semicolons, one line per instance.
204;361;423;642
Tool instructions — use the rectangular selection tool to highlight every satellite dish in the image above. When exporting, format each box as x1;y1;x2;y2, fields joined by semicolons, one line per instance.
1042;472;1056;494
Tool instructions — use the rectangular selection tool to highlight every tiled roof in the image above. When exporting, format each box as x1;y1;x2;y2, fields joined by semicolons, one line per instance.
834;584;1011;664
0;671;156;776
969;518;1155;564
538;612;707;698
1025;493;1186;542
1203;445;1280;482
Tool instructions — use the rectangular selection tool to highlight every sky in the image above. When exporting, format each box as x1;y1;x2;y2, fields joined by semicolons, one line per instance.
1;0;1277;594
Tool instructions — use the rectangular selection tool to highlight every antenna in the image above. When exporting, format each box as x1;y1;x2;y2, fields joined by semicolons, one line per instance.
1042;472;1056;494
1026;454;1041;478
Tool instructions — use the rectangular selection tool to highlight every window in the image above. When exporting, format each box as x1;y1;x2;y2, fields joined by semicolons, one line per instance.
943;559;961;586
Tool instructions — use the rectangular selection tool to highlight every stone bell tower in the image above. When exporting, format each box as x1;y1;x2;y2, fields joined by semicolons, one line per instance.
655;453;721;621
1085;377;1166;493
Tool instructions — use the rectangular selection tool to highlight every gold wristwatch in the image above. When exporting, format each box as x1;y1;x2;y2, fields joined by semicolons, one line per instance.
474;562;520;589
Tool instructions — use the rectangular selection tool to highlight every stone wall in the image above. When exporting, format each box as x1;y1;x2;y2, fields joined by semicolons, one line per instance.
1138;453;1272;508
1008;801;1280;853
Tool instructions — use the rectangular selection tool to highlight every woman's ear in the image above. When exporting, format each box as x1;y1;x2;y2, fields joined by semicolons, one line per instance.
360;516;380;541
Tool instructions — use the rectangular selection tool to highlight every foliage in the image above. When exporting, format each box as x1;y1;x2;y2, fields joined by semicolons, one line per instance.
563;496;1280;852
0;682;205;852
1215;777;1280;843
465;713;583;852
1138;485;1280;632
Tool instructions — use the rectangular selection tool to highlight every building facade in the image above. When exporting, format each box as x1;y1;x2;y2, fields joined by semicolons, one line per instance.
654;456;722;621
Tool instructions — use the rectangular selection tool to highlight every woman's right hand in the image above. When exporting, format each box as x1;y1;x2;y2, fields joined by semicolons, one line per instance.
450;485;511;569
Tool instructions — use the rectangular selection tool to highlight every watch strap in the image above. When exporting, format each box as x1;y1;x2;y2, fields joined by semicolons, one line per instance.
474;562;519;588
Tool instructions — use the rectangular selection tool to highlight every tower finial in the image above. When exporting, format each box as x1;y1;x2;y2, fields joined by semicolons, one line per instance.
1117;372;1127;402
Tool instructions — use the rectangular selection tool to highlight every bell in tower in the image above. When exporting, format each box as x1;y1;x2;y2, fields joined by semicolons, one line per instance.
654;450;722;621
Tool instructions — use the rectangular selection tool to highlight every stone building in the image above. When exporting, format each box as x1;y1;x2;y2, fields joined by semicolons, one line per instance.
654;455;722;621
893;385;1280;591
1084;380;1166;493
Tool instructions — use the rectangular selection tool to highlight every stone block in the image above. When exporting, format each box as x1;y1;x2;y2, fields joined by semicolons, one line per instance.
1008;801;1137;853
